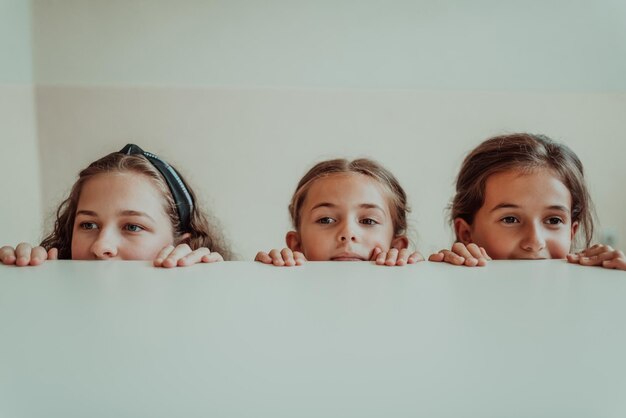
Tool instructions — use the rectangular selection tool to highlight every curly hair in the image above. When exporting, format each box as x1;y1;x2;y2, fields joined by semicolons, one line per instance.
40;151;233;260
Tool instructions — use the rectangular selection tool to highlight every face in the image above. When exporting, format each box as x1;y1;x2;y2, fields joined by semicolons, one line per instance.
456;168;578;260
287;173;407;261
71;172;176;260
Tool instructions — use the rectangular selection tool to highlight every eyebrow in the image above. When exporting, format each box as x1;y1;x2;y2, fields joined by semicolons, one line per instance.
310;202;385;211
75;210;156;222
490;203;570;213
75;210;99;218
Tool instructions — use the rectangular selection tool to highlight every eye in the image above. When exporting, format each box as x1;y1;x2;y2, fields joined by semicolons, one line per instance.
360;218;379;225
79;222;98;230
545;217;564;225
500;216;519;224
316;217;335;225
124;224;145;232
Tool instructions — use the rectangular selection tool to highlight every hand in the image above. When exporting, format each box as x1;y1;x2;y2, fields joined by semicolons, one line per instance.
567;244;626;271
428;242;491;267
153;244;223;268
371;247;424;266
0;243;58;266
254;248;306;266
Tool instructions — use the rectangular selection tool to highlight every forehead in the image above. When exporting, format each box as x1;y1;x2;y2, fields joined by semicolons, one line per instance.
78;172;167;209
483;168;571;207
303;172;390;209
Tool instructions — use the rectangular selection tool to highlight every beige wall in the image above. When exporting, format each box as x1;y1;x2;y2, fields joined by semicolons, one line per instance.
0;85;42;245
0;0;42;245
2;1;625;257
36;86;626;259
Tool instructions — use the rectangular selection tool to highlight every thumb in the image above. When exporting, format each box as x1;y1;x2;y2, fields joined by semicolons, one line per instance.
48;248;59;260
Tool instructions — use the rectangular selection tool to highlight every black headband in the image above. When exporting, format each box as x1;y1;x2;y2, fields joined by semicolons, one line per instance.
119;144;193;232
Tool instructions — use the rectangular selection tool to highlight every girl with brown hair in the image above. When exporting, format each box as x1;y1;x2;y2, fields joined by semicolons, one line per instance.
255;158;423;266
1;144;231;267
429;133;625;270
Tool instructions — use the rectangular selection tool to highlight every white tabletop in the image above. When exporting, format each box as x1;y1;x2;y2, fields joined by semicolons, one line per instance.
1;260;625;418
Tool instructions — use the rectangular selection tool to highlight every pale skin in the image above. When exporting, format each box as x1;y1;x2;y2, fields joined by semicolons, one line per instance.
428;168;626;270
0;172;223;268
255;173;423;266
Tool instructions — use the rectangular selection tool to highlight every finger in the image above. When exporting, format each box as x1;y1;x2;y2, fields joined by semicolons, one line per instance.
395;248;409;266
385;248;401;265
269;249;285;266
428;252;445;262
466;243;484;259
443;249;466;266
0;246;17;265
451;242;478;266
594;250;622;263
201;252;224;263
15;243;34;267
29;246;48;266
602;252;626;270
375;250;388;265
154;245;176;267
281;248;296;267
163;244;193;268
408;251;424;263
578;250;618;266
466;243;488;266
578;244;613;257
255;251;273;264
587;244;603;250
48;248;59;260
368;247;383;261
177;247;211;266
566;253;580;264
480;247;492;261
293;251;306;266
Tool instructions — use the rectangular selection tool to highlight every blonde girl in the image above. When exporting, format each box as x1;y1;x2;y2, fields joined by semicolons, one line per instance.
429;133;625;270
0;144;231;267
255;158;423;266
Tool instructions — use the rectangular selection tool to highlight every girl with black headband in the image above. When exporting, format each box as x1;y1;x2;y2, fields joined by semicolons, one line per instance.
0;144;232;266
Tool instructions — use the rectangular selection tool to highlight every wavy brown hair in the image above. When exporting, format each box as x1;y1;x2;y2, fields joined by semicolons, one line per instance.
40;151;233;260
450;133;595;249
288;158;410;238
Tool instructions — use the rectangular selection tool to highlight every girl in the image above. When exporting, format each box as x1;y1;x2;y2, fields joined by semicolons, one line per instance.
0;144;231;267
429;133;626;270
255;158;423;266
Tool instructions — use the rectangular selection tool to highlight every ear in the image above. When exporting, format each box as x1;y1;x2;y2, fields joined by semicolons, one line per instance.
454;217;473;245
391;235;409;250
285;231;302;252
571;221;579;240
178;232;192;245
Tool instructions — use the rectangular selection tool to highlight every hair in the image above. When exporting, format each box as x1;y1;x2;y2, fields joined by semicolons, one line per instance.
40;151;233;260
450;133;595;249
288;158;409;237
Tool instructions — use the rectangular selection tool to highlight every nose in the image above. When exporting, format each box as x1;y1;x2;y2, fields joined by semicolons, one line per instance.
520;222;546;253
338;221;358;243
90;229;119;259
